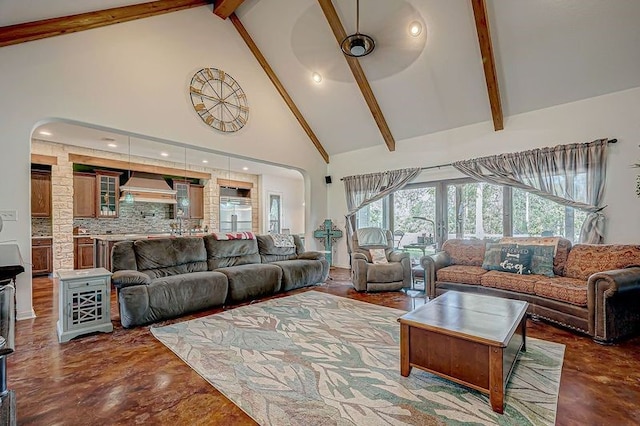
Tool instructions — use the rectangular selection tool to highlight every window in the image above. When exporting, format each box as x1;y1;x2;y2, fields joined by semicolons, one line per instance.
355;199;385;229
447;181;503;240
268;194;281;234
370;176;586;248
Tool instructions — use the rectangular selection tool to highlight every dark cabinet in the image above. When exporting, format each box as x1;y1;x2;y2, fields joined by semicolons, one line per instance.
31;170;51;218
73;173;96;218
32;238;53;276
74;237;95;269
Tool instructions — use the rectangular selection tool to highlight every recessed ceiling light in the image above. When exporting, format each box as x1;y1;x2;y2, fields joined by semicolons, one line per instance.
160;152;169;157
107;143;117;148
242;167;249;171
202;160;209;164
312;72;322;84
409;21;422;37
38;130;52;136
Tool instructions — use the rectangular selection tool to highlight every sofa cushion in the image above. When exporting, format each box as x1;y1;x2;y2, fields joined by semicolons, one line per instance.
256;234;297;262
134;237;208;279
522;245;555;277
480;270;539;294
367;262;404;283
204;236;261;269
533;276;587;306
217;263;282;303
441;239;487;266
118;271;228;328
437;265;487;285
500;236;572;276
563;244;640;281
272;259;327;292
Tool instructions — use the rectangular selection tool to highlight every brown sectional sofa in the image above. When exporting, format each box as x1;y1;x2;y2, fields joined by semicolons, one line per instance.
421;237;640;343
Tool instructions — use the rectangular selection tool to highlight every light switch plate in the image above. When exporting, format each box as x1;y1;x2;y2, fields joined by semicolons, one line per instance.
0;210;17;221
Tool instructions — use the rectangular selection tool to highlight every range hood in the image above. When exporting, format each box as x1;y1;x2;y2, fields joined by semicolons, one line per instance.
120;173;177;204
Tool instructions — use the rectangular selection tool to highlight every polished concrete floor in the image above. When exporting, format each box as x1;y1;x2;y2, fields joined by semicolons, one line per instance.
10;269;640;425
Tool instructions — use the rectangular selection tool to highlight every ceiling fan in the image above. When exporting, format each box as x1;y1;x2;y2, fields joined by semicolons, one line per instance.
291;0;427;82
340;0;375;57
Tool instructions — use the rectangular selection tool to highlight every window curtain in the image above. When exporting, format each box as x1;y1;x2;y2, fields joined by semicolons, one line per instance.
452;138;608;243
343;168;421;255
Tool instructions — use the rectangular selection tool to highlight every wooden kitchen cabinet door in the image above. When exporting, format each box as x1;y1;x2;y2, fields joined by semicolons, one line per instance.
73;173;96;217
32;238;53;276
31;170;51;217
74;237;95;269
190;184;204;219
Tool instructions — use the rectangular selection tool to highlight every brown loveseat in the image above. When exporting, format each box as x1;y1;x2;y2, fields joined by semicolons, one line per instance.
421;237;640;343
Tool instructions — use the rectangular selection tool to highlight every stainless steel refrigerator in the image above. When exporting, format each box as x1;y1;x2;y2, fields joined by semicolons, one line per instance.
220;197;252;232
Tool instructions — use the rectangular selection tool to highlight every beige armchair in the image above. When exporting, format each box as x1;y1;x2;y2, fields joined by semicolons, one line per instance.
351;228;411;292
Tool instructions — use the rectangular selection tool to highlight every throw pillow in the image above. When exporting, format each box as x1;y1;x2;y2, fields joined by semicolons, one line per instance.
482;243;517;271
369;248;388;264
520;244;555;277
497;246;533;275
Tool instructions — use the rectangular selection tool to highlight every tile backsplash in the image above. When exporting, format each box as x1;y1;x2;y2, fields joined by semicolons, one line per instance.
32;217;53;237
73;202;201;235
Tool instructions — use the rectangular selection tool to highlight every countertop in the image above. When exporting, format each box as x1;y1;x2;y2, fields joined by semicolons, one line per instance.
32;236;53;240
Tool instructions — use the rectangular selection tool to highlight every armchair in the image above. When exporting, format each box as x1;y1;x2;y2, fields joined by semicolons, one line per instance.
350;228;411;292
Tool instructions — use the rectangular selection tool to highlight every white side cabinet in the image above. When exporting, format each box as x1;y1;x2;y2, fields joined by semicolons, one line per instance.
56;268;113;343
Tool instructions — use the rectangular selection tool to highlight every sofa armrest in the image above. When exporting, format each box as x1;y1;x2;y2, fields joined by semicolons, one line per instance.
588;266;640;343
350;255;368;292
112;270;151;289
388;250;409;262
297;251;325;261
420;251;452;298
352;252;368;262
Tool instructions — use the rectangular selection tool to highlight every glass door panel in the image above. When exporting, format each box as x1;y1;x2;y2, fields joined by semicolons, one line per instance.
446;181;503;240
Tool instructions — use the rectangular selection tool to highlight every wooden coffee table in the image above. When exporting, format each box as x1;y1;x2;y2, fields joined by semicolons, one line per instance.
398;291;528;413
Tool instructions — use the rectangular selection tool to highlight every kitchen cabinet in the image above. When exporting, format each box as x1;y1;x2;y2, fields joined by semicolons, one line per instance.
31;170;51;218
74;237;95;270
173;181;204;219
96;171;120;218
73;173;96;218
190;184;204;219
32;238;53;276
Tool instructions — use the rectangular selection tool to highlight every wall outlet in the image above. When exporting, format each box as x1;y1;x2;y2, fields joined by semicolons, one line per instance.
0;210;17;221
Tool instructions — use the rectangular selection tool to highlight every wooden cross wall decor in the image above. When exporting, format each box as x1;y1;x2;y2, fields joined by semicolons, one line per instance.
313;219;343;266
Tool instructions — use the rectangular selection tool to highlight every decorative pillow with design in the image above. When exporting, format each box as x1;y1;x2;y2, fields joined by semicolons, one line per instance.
520;244;555;277
495;245;533;275
369;248;388;264
482;243;516;270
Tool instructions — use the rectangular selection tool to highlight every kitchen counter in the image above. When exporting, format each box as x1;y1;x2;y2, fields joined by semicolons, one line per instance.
32;236;53;239
92;233;210;241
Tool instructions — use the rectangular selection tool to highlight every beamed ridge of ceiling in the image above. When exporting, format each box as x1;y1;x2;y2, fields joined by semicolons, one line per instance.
7;0;594;161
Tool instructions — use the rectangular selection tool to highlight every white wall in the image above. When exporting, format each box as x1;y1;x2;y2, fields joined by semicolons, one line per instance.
328;87;640;268
260;174;305;235
0;7;328;319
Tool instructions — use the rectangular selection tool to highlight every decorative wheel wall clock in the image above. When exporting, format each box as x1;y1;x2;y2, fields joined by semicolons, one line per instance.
189;67;249;132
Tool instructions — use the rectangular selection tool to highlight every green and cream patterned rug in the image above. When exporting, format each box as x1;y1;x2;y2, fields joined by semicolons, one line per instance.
151;291;564;425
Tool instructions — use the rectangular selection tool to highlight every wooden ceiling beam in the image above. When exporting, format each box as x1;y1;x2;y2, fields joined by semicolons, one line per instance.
213;0;245;20
229;13;330;164
317;0;395;152
0;0;212;48
471;0;504;131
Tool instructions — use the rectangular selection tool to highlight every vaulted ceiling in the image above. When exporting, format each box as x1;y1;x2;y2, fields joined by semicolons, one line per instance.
2;0;640;162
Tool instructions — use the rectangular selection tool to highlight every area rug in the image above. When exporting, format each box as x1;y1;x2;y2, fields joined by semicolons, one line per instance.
151;291;564;425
